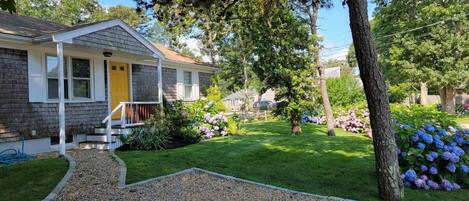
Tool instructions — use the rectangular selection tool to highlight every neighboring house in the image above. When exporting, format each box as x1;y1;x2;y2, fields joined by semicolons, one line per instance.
224;89;275;112
0;12;215;153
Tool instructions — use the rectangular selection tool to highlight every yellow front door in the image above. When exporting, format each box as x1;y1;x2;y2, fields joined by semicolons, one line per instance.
109;61;130;119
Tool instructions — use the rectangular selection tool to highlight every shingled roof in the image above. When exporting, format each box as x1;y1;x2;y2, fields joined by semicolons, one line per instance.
152;43;204;65
0;12;68;37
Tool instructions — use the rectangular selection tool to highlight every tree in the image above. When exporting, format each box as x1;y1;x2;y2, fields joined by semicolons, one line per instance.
249;0;314;134
92;5;144;28
0;0;15;13
137;0;240;64
373;0;469;113
346;0;403;200
292;0;336;136
16;0;101;25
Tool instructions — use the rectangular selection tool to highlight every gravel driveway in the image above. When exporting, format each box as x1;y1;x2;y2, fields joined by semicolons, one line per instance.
55;150;346;201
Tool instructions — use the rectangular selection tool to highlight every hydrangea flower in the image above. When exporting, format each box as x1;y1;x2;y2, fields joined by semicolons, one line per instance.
417;142;426;150
410;134;419;142
404;169;417;182
438;129;448;136
452;183;461;190
420;165;428;171
430;151;438;158
441;179;453;191
424;124;435;132
427;180;439;190
461;165;469;173
416;130;425;137
429;167;438;175
435;139;445;149
414;179;425;188
419;174;428;181
422;134;433;144
442;151;452;160
425;154;434;162
446;163;456;173
449;155;460;163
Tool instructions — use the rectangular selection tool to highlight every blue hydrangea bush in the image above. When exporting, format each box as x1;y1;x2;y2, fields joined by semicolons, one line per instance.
395;111;469;191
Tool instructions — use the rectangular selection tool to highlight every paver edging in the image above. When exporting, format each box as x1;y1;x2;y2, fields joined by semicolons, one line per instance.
111;152;354;201
42;153;76;201
110;151;127;189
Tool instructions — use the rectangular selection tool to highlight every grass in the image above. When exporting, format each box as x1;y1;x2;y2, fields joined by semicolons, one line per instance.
0;157;68;201
117;120;469;201
456;117;469;124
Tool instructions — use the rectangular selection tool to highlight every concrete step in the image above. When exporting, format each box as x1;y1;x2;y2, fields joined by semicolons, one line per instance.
86;134;119;142
79;141;115;150
94;127;131;135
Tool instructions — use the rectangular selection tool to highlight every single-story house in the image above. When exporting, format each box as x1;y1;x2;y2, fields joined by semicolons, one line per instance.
0;12;215;153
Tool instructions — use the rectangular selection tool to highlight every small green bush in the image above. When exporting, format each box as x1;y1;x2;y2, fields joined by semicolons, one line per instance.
391;104;458;129
326;75;365;107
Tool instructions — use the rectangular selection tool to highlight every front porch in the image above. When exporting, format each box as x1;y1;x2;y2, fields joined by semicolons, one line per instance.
29;19;165;152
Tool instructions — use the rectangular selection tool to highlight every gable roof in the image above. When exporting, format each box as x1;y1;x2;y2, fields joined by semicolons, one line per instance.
153;43;202;64
0;12;68;37
0;12;164;58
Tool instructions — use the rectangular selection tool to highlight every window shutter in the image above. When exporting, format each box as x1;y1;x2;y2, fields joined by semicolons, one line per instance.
28;50;45;102
192;71;199;100
176;68;184;100
94;58;106;101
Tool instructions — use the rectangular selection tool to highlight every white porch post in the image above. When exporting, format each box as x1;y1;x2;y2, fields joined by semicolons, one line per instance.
157;57;163;110
56;42;66;155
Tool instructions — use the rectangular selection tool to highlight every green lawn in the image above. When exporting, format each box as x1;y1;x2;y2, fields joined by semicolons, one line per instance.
456;117;469;124
0;157;68;201
117;120;469;201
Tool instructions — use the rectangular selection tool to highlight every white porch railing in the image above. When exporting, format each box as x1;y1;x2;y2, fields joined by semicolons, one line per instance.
101;102;161;144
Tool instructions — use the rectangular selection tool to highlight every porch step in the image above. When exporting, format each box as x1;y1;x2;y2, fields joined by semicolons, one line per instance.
94;127;131;135
79;141;115;150
86;133;119;142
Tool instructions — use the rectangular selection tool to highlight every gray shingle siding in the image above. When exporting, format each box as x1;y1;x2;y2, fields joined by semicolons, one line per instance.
0;47;107;142
131;64;177;101
163;68;177;101
199;72;212;97
73;26;153;56
132;64;158;101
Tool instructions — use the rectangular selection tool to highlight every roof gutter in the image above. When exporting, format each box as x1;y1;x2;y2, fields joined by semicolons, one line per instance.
0;33;33;44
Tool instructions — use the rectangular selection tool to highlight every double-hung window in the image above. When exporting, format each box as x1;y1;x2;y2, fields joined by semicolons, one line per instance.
71;58;91;99
183;71;193;100
47;55;69;99
46;55;92;101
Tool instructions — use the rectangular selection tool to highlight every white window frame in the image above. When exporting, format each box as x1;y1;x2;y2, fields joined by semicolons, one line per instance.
183;71;193;101
45;54;94;102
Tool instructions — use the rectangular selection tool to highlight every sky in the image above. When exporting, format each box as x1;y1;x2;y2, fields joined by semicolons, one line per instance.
98;0;376;61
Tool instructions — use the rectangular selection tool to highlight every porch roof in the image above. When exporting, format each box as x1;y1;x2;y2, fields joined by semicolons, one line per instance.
0;12;164;59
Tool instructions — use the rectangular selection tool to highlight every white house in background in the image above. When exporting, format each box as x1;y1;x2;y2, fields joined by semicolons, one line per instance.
224;89;276;112
0;12;215;154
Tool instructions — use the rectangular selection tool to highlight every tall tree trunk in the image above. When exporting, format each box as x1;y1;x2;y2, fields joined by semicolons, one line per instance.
318;66;336;136
291;110;301;135
439;86;456;114
309;4;335;136
445;87;456;114
420;82;428;106
347;0;403;200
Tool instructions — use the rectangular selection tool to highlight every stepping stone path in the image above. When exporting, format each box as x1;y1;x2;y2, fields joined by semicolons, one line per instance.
56;150;345;201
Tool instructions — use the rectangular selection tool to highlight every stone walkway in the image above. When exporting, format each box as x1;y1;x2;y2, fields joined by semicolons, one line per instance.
55;150;346;201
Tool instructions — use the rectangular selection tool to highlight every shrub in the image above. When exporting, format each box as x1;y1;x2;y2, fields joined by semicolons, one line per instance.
388;83;413;104
200;113;229;138
393;105;468;190
396;123;468;191
120;119;172;150
326;75;365;107
456;102;469;117
334;108;372;137
391;105;458;129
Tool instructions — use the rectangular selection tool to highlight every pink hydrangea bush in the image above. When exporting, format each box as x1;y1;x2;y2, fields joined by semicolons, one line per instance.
334;109;372;137
200;112;229;139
